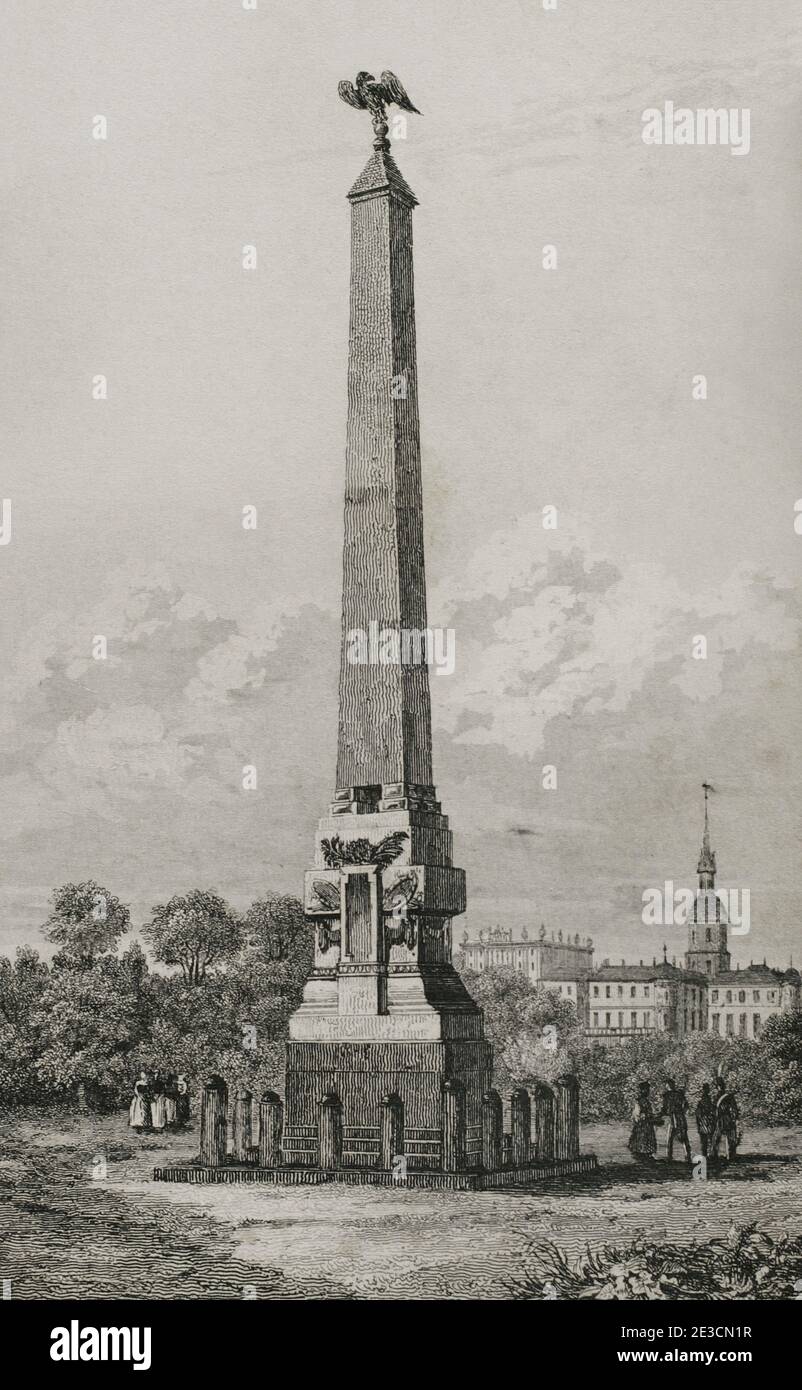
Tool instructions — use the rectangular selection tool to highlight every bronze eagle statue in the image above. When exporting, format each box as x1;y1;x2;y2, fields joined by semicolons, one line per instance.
338;70;420;146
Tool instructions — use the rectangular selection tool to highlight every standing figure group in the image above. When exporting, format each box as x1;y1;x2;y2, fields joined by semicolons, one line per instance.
628;1075;740;1168
128;1069;191;1132
697;1076;740;1162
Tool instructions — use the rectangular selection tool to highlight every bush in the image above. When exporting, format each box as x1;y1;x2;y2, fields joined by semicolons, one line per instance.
510;1223;802;1301
458;957;802;1128
459;965;583;1092
569;1020;802;1127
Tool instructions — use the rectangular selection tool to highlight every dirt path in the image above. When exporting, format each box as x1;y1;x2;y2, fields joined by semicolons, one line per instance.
2;1111;801;1300
0;1110;347;1300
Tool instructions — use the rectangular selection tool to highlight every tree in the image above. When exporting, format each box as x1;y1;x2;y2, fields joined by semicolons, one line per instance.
0;945;49;1028
459;965;580;1091
570;1037;675;1122
242;893;312;966
35;954;146;1108
741;1011;802;1125
758;1010;802;1067
134;895;312;1102
0;947;50;1103
234;894;314;1040
42;881;130;965
143;889;243;984
134;969;244;1088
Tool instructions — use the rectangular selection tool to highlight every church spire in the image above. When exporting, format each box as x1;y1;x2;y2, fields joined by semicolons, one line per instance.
697;781;716;883
685;781;729;978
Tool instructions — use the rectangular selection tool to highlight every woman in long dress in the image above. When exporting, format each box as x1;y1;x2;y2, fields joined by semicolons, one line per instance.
150;1071;167;1132
628;1081;658;1162
164;1073;178;1127
128;1072;151;1131
176;1074;190;1125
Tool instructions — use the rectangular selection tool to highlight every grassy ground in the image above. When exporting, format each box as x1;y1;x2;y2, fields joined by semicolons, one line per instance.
1;1109;800;1300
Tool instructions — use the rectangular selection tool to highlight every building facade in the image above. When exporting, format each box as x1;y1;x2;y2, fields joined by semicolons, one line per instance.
708;964;800;1039
459;789;799;1046
460;924;592;1009
586;959;708;1044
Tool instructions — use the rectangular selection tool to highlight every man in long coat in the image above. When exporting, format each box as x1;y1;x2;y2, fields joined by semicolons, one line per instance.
660;1079;692;1165
710;1075;740;1162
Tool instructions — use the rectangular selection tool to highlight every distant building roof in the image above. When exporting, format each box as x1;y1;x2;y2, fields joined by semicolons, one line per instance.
465;935;593;950
589;962;706;985
713;964;796;987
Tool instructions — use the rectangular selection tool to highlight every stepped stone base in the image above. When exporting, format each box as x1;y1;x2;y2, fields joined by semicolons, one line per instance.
153;1153;598;1191
284;1037;492;1168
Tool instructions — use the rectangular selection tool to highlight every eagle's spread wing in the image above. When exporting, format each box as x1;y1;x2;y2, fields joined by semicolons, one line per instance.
338;79;365;110
312;879;341;912
379;71;420;114
383;872;419;912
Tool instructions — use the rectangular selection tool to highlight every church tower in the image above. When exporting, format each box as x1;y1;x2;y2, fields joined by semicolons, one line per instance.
684;782;730;978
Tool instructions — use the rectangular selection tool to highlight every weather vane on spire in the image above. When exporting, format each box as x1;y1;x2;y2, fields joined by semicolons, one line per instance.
338;70;420;150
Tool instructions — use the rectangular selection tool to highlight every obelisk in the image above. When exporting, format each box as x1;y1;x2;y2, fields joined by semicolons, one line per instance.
283;73;491;1173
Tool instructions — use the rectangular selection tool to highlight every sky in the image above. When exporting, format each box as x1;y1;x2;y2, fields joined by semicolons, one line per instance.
1;0;800;970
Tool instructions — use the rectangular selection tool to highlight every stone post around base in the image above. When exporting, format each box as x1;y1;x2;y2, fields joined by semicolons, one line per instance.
532;1081;555;1162
258;1091;284;1169
200;1074;228;1167
481;1089;503;1171
232;1088;253;1163
380;1092;404;1172
442;1079;466;1173
554;1073;580;1160
510;1087;532;1167
319;1092;343;1171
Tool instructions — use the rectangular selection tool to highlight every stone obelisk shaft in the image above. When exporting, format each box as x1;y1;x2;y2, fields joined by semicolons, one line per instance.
336;146;433;797
285;129;489;1172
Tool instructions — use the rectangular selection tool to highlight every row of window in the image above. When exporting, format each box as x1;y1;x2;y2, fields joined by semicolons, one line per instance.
473;955;544;971
593;984;651;999
590;1012;712;1032
710;989;775;1004
592;1012;652;1029
591;982;777;1006
474;961;779;1010
711;1013;761;1036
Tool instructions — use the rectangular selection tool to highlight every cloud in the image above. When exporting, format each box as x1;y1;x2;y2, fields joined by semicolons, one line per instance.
40;705;187;803
431;514;799;757
0;562;325;834
0;530;798;968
